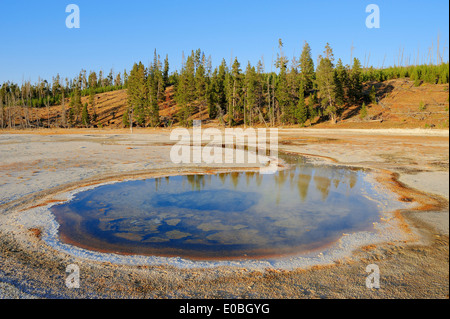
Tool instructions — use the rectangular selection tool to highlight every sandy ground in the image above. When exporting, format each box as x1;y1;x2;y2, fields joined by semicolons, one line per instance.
0;128;448;299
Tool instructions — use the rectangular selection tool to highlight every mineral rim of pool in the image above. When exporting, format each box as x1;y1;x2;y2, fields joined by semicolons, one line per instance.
50;156;385;260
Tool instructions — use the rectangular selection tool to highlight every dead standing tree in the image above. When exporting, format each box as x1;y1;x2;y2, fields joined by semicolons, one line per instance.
61;90;66;128
46;95;50;128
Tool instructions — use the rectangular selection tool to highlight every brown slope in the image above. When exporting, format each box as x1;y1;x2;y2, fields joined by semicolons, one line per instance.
6;79;449;130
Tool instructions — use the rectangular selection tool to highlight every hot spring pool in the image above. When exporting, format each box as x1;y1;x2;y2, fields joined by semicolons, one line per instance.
50;156;385;260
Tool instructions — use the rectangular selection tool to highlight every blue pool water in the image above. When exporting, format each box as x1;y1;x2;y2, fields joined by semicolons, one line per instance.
51;156;382;260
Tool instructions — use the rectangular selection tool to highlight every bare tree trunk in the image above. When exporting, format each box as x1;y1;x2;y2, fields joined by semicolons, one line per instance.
12;93;17;129
232;80;236;124
25;99;30;129
28;86;33;128
61;91;66;128
7;97;10;129
331;115;336;125
0;95;3;129
267;75;271;126
20;87;26;129
9;95;13;129
437;32;441;65
272;79;276;125
26;83;30;128
47;95;50;128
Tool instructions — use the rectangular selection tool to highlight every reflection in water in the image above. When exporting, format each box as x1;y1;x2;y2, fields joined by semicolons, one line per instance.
51;155;381;260
298;165;313;202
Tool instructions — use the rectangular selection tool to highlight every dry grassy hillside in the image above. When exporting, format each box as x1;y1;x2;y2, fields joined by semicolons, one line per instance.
316;79;449;129
10;78;449;130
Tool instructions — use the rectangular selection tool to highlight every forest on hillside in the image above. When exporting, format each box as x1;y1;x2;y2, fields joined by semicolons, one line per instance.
1;40;449;129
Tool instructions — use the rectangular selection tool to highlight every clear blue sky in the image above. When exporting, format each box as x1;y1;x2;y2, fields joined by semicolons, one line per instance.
0;0;448;84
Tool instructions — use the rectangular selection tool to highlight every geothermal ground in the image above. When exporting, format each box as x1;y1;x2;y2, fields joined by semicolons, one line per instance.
0;128;448;299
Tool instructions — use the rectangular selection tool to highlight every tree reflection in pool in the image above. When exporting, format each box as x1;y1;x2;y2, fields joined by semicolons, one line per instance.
51;156;383;260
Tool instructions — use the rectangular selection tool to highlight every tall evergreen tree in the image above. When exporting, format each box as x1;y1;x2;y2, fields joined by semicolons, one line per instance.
127;62;147;126
114;73;122;87
349;58;363;104
207;68;218;119
299;41;315;94
163;54;170;88
88;71;98;89
122;108;130;127
295;85;308;125
216;59;228;116
176;51;196;126
195;62;207;118
147;51;164;127
316;43;337;124
334;58;346;108
244;62;257;126
275;39;291;124
286;57;301;124
206;59;228;121
229;57;242;126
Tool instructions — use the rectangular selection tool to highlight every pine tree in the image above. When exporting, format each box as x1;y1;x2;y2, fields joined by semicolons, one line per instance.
295;86;308;126
411;68;422;87
275;39;290;124
369;85;377;104
69;79;82;124
68;107;75;127
316;43;337;124
52;74;61;98
307;98;316;124
81;102;90;127
424;68;437;84
229;57;242;126
286;57;301;124
122;109;130;127
123;69;128;88
147;75;159;127
114;73;122;87
127;62;148;126
244;62;257;126
89;89;97;122
254;60;266;125
147;52;163;127
299;41;315;94
163;54;170;88
360;102;368;119
216;59;228;117
439;65;449;84
207;68;218;119
349;58;363;104
176;52;196;126
334;59;347;107
195;62;207;118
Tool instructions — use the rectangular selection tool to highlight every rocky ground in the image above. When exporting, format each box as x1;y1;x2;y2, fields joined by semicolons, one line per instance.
0;128;448;299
